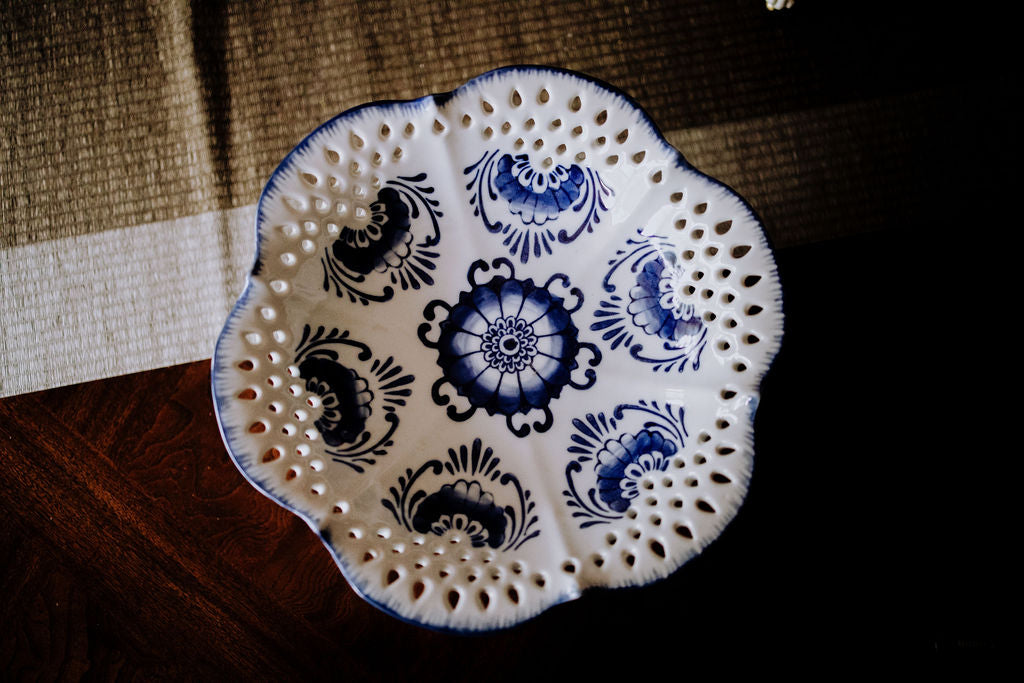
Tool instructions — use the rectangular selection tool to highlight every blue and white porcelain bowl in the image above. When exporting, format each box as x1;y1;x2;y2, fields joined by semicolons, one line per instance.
212;66;783;632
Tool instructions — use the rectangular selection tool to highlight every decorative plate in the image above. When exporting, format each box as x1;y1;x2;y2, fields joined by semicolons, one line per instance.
212;66;783;632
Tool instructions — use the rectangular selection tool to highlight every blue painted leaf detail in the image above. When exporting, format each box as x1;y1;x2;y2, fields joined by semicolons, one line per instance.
321;174;443;304
381;439;539;551
563;401;688;527
465;151;612;263
590;229;708;373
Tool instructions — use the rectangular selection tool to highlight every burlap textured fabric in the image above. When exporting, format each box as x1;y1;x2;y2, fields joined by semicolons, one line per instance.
0;1;1003;395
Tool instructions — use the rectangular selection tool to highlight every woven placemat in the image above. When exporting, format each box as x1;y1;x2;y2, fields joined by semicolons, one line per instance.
0;0;1000;396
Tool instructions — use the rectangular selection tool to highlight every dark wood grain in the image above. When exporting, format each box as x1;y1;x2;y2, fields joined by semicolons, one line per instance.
2;229;1009;678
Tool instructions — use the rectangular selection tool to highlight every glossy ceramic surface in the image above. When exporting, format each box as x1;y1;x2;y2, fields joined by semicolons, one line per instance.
212;66;783;631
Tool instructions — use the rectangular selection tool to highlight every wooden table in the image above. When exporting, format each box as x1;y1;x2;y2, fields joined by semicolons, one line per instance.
2;3;1011;676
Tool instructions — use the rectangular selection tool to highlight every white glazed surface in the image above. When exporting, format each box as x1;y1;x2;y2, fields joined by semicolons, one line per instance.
212;67;783;632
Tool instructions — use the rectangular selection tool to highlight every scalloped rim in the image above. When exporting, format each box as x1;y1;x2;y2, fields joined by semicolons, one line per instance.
211;64;784;634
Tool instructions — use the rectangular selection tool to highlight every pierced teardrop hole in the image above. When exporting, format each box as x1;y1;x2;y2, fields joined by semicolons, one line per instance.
744;334;760;345
479;590;490;608
262;448;280;463
432;119;446;134
511;89;522;107
363;552;375;563
447;590;460;610
501;121;511;134
675;219;687;230
675;524;694;539
570;95;582;112
550;118;562;128
697;499;717;514
732;244;751;258
325;148;340;164
538;88;549;103
715;220;732;235
706;246;719;257
412;581;425;599
524;118;535;130
671;192;683;203
711;472;732;484
649;540;666;559
572;125;583;137
616;128;629;143
651;170;662;183
606;155;618;165
743;274;762;287
624;554;636;567
746;304;763;316
694;202;708;214
562;561;576;574
721;389;737;400
238;360;254;371
481;99;494;113
534;574;546;588
379;123;391;138
238;388;257;400
461;114;472;127
507;586;520;604
632;150;646;164
386;569;400;585
404;122;415;136
248;421;266;434
300;172;317;186
595;109;607;125
593;555;605;567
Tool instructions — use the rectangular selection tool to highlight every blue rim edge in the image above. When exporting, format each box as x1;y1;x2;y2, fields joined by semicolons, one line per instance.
210;64;785;635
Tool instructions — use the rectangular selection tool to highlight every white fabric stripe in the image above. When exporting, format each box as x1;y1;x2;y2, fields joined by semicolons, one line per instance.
0;205;256;397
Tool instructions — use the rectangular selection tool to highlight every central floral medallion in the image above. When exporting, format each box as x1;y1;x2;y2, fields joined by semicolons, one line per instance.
419;258;601;437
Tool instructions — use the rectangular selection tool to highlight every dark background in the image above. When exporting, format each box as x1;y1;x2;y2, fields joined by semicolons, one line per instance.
1;1;1014;677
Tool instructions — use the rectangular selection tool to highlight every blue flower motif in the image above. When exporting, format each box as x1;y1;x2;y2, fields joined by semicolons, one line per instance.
596;430;677;512
331;186;412;275
494;154;585;226
298;356;373;447
411;479;508;549
627;256;704;342
437;275;580;416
